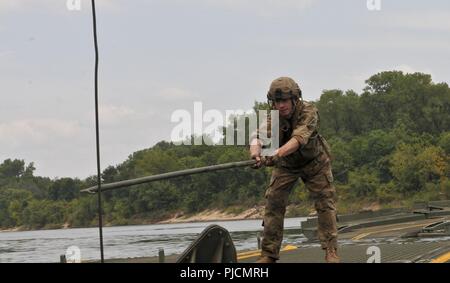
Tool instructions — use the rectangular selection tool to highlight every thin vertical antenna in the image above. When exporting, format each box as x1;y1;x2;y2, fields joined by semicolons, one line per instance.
91;0;104;263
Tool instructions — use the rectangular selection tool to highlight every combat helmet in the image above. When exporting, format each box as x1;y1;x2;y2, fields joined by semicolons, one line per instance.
267;77;302;103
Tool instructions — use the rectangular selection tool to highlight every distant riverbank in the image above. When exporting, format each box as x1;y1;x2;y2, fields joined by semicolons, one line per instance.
0;201;389;233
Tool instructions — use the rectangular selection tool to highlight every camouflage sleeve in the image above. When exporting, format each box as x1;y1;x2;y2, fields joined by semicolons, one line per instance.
291;103;319;146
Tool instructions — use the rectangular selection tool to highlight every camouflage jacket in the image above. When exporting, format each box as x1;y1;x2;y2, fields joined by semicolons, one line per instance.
255;101;331;169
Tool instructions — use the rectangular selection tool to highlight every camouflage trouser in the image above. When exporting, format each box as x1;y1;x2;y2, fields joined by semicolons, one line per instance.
261;154;338;259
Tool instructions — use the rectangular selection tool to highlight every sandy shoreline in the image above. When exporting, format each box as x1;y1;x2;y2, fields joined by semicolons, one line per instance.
0;227;22;233
155;206;265;224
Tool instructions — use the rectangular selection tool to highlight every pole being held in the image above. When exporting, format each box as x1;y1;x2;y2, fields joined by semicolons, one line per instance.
81;159;257;194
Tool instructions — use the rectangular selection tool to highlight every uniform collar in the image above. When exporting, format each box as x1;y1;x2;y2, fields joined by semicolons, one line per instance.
286;101;302;129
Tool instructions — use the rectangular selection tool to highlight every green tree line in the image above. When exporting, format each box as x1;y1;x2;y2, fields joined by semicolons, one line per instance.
1;71;449;230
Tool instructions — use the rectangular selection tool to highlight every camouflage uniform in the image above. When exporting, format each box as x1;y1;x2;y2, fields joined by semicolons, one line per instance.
260;101;338;260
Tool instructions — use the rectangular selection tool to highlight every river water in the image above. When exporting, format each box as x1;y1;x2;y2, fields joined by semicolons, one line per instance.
0;217;308;263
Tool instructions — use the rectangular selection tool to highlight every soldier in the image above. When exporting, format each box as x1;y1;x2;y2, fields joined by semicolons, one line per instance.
250;77;339;263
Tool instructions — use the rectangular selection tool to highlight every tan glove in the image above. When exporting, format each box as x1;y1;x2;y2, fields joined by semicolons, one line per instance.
264;154;279;167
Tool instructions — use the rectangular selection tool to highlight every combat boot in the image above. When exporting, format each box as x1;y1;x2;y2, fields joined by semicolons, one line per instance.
325;248;340;263
256;256;277;263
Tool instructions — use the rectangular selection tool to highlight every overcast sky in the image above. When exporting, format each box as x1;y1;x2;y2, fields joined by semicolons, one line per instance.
1;0;449;179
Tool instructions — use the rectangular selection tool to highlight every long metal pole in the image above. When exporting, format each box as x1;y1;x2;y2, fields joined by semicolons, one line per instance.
82;159;257;194
91;0;104;263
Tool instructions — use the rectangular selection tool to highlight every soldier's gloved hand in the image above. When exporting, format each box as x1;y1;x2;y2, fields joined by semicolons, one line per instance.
264;155;279;167
251;156;263;169
250;139;263;169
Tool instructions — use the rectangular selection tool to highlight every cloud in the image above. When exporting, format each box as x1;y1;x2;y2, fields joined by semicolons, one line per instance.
173;0;317;17
0;119;82;146
158;87;197;101
0;50;14;58
0;0;120;14
1;0;315;17
83;105;137;126
284;37;450;50
375;10;450;32
0;1;22;12
203;0;315;9
100;104;136;121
